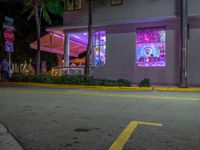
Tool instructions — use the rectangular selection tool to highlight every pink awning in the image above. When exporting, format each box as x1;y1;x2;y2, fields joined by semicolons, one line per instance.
30;33;87;57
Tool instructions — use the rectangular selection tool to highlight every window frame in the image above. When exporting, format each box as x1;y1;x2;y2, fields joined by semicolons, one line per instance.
135;26;167;67
64;0;82;11
92;31;107;67
110;0;123;6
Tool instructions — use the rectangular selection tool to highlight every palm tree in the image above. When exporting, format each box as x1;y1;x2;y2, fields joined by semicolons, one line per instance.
22;0;63;74
84;0;94;76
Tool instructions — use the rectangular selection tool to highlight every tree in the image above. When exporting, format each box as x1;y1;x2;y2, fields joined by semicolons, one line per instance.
22;0;63;74
0;0;33;64
84;0;94;76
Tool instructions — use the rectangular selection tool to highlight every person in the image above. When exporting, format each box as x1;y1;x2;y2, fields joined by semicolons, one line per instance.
0;59;9;82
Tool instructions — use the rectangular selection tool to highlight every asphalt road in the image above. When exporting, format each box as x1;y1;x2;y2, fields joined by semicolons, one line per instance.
0;86;200;150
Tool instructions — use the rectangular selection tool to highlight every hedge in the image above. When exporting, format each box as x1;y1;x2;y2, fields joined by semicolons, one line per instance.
9;73;132;87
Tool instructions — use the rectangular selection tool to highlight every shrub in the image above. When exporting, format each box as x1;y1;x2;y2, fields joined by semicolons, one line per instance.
31;74;52;83
9;73;24;82
117;79;132;86
22;75;33;82
10;74;132;87
51;76;62;84
138;78;150;87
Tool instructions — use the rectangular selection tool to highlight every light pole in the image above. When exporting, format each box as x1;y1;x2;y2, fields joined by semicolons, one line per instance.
180;0;188;87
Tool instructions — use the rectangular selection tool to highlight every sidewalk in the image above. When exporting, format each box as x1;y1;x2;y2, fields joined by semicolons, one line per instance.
0;122;23;150
0;82;200;92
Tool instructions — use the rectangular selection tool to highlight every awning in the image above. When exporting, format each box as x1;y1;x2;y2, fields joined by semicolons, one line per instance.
30;33;87;57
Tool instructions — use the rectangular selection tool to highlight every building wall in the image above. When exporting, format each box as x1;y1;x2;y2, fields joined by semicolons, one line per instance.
63;0;177;26
62;0;200;85
92;22;180;85
93;0;176;25
63;0;200;26
188;0;200;16
188;28;200;86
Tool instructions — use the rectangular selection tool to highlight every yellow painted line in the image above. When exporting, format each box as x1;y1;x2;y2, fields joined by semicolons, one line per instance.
109;121;162;150
154;87;200;92
108;122;138;150
2;82;200;92
134;121;163;127
0;82;152;91
0;89;200;101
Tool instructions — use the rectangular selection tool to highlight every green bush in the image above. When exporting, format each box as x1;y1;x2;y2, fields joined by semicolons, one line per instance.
51;76;62;84
9;73;24;82
10;74;132;87
22;75;33;82
138;78;150;87
117;79;132;86
31;74;52;83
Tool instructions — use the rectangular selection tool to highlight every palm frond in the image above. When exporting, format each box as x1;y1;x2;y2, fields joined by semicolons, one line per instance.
42;6;52;25
47;1;64;17
27;9;35;20
22;0;63;24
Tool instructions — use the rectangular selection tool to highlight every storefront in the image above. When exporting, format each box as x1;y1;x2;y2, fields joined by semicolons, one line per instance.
30;0;200;86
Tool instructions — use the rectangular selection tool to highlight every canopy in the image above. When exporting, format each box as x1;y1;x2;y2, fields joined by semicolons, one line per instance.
30;33;87;57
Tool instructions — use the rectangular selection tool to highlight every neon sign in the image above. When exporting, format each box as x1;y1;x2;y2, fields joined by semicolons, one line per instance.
92;31;106;66
136;27;166;67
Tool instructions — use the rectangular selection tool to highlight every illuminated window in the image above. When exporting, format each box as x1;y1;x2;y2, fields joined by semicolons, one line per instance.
111;0;123;6
136;27;166;67
92;31;106;67
65;0;82;11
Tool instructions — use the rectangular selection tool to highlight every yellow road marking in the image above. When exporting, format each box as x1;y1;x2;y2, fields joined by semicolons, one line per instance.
108;121;162;150
0;89;200;101
0;82;152;91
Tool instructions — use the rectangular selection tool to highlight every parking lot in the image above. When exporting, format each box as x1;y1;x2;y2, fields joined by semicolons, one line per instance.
0;86;200;150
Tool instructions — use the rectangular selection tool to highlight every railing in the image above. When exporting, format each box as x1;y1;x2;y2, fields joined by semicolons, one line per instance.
51;66;95;76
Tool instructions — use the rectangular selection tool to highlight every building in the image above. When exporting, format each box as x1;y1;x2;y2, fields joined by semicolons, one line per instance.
31;0;200;86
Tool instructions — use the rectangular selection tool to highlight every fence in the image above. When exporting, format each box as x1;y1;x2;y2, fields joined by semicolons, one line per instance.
51;66;95;76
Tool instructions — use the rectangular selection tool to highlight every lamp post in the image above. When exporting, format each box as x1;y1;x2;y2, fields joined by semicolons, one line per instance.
180;0;188;87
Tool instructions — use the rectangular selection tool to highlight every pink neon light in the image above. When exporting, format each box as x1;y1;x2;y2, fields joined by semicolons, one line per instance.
136;27;166;67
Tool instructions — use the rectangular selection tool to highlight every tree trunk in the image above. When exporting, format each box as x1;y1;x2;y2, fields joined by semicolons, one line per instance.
18;63;21;73
84;0;93;76
33;0;41;74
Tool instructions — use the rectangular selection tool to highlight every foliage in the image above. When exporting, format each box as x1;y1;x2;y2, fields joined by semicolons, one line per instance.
10;74;132;87
9;73;24;82
21;0;63;25
138;78;150;87
0;0;61;74
21;0;63;74
31;73;53;83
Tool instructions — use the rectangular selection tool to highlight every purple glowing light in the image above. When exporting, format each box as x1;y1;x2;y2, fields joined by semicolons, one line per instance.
92;31;106;66
136;27;166;67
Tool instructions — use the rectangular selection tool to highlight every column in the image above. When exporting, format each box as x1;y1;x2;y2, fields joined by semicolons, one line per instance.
64;33;70;67
180;0;188;87
91;34;95;67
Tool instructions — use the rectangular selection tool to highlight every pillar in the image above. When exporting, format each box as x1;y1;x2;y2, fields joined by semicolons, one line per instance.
64;33;70;67
180;0;188;87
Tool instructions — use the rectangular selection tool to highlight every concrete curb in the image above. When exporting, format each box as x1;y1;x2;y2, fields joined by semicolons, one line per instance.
0;82;153;91
0;122;24;150
153;87;200;92
0;82;200;92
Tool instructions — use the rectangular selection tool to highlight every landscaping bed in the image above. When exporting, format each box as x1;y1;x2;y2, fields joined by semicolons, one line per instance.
9;73;132;87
